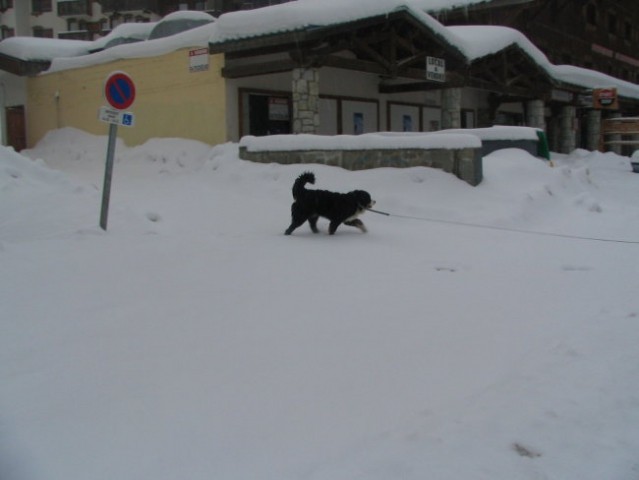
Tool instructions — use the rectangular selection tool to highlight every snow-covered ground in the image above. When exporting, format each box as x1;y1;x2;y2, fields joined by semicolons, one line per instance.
2;128;639;480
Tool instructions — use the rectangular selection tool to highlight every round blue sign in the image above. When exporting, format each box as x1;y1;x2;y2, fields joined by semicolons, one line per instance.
104;72;136;110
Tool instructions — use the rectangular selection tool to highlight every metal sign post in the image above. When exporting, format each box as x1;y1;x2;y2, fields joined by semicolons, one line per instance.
99;71;136;231
100;123;118;230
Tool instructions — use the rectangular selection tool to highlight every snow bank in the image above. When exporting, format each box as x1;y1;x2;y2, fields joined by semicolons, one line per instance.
0;144;68;188
2;128;639;480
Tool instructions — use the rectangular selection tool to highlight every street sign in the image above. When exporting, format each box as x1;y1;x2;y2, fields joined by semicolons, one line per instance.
99;71;136;230
104;71;136;110
426;56;446;82
99;106;135;127
189;47;209;72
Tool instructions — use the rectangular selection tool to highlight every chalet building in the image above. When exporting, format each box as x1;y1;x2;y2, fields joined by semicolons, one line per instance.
435;0;639;152
436;0;639;86
0;0;638;157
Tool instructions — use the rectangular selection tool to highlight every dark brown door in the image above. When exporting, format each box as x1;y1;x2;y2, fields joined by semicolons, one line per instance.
6;106;26;152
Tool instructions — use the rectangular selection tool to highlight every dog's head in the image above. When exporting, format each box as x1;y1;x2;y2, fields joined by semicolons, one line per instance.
354;190;375;211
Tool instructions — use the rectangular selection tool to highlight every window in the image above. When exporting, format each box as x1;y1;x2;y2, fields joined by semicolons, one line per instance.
58;0;91;16
67;18;78;31
608;12;617;35
32;26;54;37
101;0;159;14
625;21;633;41
585;4;597;26
0;0;14;12
0;26;15;39
32;0;52;14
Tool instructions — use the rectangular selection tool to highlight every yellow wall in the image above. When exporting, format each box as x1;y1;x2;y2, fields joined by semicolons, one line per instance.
26;49;226;147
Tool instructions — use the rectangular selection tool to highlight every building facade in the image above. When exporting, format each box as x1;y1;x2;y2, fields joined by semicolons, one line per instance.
0;1;287;41
436;0;639;88
1;0;639;156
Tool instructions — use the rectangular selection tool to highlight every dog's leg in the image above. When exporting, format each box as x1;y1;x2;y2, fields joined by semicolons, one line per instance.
328;220;342;235
308;215;320;234
344;219;367;233
285;217;307;235
285;204;309;235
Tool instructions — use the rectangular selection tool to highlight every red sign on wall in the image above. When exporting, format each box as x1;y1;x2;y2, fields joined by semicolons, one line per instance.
593;87;619;110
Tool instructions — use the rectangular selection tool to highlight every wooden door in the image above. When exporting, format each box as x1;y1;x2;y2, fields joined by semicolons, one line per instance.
6;106;26;152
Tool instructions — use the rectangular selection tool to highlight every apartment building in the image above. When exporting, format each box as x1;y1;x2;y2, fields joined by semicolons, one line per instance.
0;0;289;41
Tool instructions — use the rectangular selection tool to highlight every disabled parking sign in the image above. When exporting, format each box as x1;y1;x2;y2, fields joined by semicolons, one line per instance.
99;71;137;230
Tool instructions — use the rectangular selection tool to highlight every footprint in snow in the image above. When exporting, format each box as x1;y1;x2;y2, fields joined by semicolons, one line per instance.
561;265;593;272
146;212;161;223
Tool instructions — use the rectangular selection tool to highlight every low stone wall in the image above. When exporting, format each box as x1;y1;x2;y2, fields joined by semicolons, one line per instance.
439;127;549;160
239;144;483;186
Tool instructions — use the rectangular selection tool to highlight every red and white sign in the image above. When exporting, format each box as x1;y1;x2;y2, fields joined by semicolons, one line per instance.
189;48;209;73
104;72;136;110
593;87;619;110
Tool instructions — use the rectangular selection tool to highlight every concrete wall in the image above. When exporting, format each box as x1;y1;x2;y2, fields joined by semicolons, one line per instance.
0;72;27;146
26;49;227;147
239;146;483;186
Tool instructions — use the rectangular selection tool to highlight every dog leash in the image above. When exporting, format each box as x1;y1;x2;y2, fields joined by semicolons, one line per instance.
365;207;390;216
365;207;639;244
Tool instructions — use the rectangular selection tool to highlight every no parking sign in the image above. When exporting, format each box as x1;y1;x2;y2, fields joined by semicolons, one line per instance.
104;72;136;110
99;72;137;231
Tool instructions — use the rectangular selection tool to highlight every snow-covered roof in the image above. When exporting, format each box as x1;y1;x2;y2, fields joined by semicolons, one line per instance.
47;21;216;73
552;65;639;99
447;25;551;65
0;0;638;100
449;25;639;97
209;0;461;47
0;37;92;62
148;10;215;41
90;22;157;52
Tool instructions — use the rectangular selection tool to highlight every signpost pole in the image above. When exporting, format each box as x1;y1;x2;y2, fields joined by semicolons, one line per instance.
100;123;118;230
99;71;136;231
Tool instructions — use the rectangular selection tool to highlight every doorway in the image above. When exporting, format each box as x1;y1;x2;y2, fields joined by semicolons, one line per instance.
240;90;291;137
6;105;26;152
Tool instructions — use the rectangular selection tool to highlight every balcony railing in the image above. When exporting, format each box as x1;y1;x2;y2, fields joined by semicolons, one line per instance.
58;30;92;41
100;0;159;14
58;0;92;16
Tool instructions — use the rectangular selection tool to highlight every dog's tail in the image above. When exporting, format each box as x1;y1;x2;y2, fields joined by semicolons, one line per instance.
292;171;315;199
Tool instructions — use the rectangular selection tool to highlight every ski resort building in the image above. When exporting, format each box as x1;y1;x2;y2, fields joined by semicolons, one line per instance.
0;0;638;155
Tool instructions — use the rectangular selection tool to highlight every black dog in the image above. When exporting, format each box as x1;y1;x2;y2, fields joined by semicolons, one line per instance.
285;172;375;235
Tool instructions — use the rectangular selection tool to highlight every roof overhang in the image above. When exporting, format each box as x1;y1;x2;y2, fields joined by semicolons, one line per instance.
212;9;468;81
0;53;51;77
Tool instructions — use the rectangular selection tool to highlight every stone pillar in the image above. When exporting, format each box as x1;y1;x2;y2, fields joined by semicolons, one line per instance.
526;99;546;131
441;88;462;129
585;109;602;151
292;67;320;134
559;105;576;154
603;113;622;155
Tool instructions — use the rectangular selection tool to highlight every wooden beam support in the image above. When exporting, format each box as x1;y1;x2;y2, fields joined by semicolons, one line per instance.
222;59;297;78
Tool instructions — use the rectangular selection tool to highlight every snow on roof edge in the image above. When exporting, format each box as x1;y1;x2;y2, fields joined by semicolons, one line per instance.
0;1;638;100
45;21;216;74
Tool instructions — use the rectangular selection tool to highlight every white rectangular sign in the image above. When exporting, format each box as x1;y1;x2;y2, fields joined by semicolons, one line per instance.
99;106;135;127
426;56;446;82
189;47;209;72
